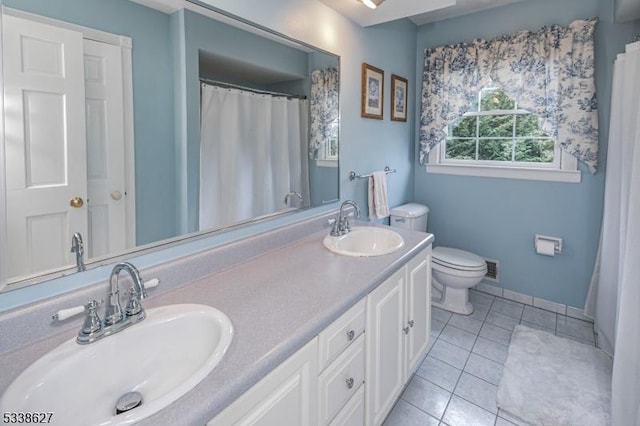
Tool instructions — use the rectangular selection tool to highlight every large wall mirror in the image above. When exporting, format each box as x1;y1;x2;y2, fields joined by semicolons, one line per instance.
0;0;340;291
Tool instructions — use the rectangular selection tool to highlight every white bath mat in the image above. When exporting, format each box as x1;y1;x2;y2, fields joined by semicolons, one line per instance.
497;325;613;426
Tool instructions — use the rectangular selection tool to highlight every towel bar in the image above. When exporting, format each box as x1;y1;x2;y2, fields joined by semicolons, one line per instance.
349;166;396;181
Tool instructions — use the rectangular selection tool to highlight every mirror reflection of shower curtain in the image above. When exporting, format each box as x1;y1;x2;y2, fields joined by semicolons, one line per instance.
199;84;309;230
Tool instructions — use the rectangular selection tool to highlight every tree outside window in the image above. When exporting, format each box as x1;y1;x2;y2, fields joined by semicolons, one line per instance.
445;85;555;166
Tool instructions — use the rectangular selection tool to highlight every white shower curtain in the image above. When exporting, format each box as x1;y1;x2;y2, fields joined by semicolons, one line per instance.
585;41;640;426
199;84;309;230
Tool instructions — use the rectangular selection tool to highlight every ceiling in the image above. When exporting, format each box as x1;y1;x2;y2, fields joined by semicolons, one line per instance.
317;0;526;27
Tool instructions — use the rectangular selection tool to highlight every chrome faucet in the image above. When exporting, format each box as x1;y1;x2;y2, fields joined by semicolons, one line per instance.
331;200;361;236
284;191;303;206
70;232;85;272
105;262;147;326
52;262;150;344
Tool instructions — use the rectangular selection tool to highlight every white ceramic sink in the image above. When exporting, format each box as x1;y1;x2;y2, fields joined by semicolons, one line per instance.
323;226;404;257
0;304;233;426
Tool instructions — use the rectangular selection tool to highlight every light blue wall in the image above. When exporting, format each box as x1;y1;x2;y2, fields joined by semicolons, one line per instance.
413;0;640;307
3;0;178;245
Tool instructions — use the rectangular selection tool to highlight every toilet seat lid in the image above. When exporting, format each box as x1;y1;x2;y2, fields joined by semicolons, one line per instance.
433;247;487;271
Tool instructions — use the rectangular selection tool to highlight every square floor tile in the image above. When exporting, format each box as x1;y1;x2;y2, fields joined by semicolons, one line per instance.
442;395;496;426
430;339;471;369
432;306;453;323
401;375;451;419
417;355;462;392
519;321;551;333
479;322;512;346
490;299;524;319
485;310;521;331
556;331;596;346
472;337;509;365
448;314;483;335
383;399;440;426
463;353;503;386
453;372;498;414
521;305;556;331
432;319;446;337
556;316;595;344
439;325;478;351
469;289;495;307
467;305;491;322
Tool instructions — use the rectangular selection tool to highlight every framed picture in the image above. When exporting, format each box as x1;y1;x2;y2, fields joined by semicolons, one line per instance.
361;63;384;119
391;74;408;122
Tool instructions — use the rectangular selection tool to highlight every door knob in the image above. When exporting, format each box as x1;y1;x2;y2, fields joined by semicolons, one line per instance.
110;191;123;200
69;197;84;208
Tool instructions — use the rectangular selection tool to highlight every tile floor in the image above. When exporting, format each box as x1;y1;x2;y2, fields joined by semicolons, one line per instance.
383;289;596;426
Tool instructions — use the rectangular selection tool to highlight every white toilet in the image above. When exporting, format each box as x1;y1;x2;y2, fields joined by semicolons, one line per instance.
389;203;487;315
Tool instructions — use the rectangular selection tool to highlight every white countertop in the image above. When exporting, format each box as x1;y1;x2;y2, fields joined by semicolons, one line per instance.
0;215;433;426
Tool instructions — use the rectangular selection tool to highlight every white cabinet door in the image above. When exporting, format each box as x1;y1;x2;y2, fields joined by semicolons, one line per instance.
208;338;318;426
365;268;405;426
365;246;432;426
404;249;432;378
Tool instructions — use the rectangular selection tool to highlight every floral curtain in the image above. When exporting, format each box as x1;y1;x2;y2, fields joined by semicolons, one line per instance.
309;67;339;159
419;19;599;173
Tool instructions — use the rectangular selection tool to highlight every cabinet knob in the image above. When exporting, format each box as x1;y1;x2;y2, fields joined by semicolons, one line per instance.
346;329;355;341
346;377;355;389
403;326;410;335
408;320;414;328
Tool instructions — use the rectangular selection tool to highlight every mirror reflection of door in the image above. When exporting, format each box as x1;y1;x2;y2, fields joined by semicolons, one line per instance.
2;12;134;281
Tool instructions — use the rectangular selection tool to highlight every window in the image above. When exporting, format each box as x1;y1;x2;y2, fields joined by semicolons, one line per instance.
316;118;338;167
426;84;580;183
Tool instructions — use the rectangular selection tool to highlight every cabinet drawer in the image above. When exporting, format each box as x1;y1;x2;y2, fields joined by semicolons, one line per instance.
329;385;364;426
318;334;365;425
318;298;365;372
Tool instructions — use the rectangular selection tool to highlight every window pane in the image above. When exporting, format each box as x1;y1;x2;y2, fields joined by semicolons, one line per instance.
515;114;547;137
450;116;476;138
478;139;512;161
480;88;515;111
445;139;476;160
514;138;555;163
479;114;514;138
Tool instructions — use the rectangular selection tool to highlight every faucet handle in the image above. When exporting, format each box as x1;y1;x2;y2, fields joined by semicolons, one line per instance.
52;299;100;321
144;278;160;290
80;300;103;334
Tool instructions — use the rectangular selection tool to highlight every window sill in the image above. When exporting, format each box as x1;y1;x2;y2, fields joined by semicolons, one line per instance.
426;164;581;183
316;159;338;168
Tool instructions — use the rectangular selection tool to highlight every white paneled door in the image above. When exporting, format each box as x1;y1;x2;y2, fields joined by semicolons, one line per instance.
84;38;127;259
3;14;87;279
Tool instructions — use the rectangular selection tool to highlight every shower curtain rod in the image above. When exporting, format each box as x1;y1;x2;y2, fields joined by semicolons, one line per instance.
200;78;307;100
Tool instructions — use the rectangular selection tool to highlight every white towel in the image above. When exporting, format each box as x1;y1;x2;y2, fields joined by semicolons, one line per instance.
368;171;389;219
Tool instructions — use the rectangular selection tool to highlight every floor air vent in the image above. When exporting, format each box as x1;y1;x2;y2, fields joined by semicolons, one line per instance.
484;258;499;282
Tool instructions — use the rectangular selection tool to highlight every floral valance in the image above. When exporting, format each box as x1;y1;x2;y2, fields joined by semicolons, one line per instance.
419;19;599;173
309;67;339;159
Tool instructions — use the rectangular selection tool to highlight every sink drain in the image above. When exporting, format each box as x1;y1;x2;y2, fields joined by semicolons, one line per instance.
115;391;143;415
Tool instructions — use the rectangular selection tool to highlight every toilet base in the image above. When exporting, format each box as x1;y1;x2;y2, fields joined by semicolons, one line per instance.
432;286;474;315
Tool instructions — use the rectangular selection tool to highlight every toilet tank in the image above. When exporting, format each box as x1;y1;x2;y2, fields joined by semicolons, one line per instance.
389;203;429;232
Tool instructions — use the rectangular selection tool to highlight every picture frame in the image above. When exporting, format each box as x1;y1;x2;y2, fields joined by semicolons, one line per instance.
361;63;384;119
390;74;408;122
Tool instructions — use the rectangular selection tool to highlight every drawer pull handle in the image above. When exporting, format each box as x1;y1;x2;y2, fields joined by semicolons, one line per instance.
408;320;414;328
346;329;355;341
346;378;355;389
403;326;410;335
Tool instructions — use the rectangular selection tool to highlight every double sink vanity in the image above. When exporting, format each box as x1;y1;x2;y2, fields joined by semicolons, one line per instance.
0;208;433;425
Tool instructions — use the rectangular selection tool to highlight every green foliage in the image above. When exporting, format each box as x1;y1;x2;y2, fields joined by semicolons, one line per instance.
447;88;554;163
